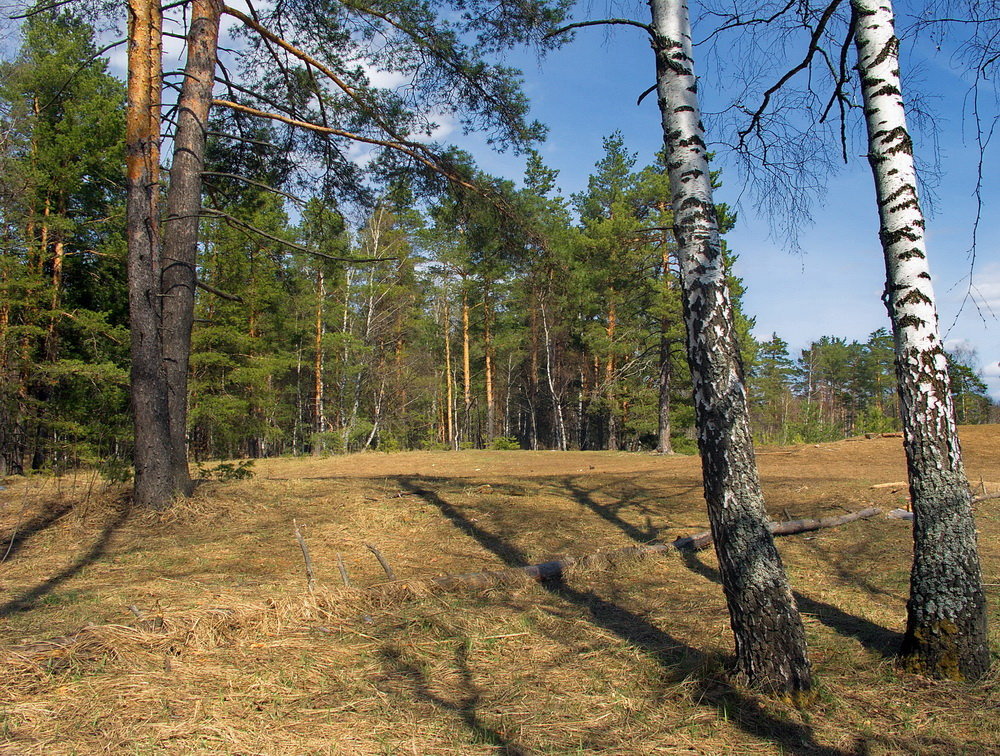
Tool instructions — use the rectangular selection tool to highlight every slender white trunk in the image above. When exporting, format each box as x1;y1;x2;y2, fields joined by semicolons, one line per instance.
852;0;989;679
649;0;811;696
540;302;566;451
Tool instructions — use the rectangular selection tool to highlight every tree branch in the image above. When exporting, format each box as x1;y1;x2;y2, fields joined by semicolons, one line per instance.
202;170;304;204
199;207;396;264
212;98;479;192
545;18;654;40
196;280;243;302
737;0;846;143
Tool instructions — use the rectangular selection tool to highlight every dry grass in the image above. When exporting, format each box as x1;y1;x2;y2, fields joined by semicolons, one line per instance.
1;427;1000;754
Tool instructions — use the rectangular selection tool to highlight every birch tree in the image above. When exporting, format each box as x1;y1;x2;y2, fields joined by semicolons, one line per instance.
646;0;813;695
851;0;990;679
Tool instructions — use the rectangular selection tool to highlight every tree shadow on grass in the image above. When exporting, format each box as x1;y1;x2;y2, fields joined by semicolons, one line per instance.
0;498;130;618
564;475;903;659
397;477;851;756
563;475;703;543
1;499;74;562
678;547;903;659
378;641;530;755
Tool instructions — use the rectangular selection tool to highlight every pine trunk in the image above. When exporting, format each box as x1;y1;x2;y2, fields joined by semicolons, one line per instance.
657;330;673;454
852;0;989;680
161;0;222;493
649;0;812;696
126;0;174;509
462;289;472;442
313;269;326;452
484;293;495;442
658;247;674;454
443;296;456;449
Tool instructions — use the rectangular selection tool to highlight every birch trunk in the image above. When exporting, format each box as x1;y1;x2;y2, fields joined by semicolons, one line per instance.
852;0;989;679
126;0;174;509
161;0;222;494
649;0;812;696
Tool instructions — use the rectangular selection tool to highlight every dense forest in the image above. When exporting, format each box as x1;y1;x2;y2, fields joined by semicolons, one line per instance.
0;12;994;477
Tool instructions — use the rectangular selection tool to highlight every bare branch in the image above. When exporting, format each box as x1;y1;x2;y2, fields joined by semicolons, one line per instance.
737;0;846;143
202;170;305;204
196;280;243;302
544;18;654;40
199;207;396;264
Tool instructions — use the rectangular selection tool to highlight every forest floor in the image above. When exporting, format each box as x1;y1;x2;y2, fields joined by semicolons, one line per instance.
1;427;999;754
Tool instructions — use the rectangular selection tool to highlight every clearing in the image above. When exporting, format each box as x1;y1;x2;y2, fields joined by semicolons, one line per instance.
1;426;999;754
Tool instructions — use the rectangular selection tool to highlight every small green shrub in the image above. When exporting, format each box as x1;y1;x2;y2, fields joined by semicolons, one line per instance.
197;459;255;481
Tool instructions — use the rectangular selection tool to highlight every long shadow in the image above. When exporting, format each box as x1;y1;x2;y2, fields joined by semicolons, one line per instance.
397;476;850;756
1;500;74;561
379;641;529;755
563;474;902;658
678;550;903;659
0;500;130;617
563;476;703;543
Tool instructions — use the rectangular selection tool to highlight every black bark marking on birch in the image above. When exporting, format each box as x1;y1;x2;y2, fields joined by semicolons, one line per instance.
678;134;707;150
895;248;925;261
880;226;919;246
872;36;900;68
897;314;925;329
674;105;695;113
881;184;913;204
888;198;920;214
898;289;933;306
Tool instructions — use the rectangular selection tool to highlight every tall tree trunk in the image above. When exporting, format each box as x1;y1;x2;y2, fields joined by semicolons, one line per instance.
657;331;673;454
127;0;174;509
657;248;674;454
461;288;472;441
313;268;326;452
852;0;989;680
528;288;540;450
443;295;456;449
605;298;618;451
161;0;222;493
484;291;495;442
649;0;812;696
540;301;566;451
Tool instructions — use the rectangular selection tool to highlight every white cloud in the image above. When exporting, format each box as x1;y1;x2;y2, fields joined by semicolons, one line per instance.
359;64;411;91
345;141;376;167
412;111;458;143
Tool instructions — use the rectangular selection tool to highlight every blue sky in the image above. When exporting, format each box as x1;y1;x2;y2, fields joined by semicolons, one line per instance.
447;9;1000;400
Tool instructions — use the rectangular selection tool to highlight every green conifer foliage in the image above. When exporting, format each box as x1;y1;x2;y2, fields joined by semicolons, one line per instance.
0;12;127;475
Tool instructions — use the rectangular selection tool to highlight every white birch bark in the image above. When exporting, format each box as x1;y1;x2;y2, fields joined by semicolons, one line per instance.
852;0;989;679
649;0;812;695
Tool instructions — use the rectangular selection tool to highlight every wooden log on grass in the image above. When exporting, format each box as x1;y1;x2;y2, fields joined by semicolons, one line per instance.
432;507;883;589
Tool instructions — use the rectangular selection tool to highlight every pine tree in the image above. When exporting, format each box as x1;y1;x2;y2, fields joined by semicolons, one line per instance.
0;11;127;475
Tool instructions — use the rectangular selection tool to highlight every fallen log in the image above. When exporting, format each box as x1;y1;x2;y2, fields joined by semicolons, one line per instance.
432;507;883;589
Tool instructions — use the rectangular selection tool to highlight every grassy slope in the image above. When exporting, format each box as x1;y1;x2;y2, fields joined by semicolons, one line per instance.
1;427;999;754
